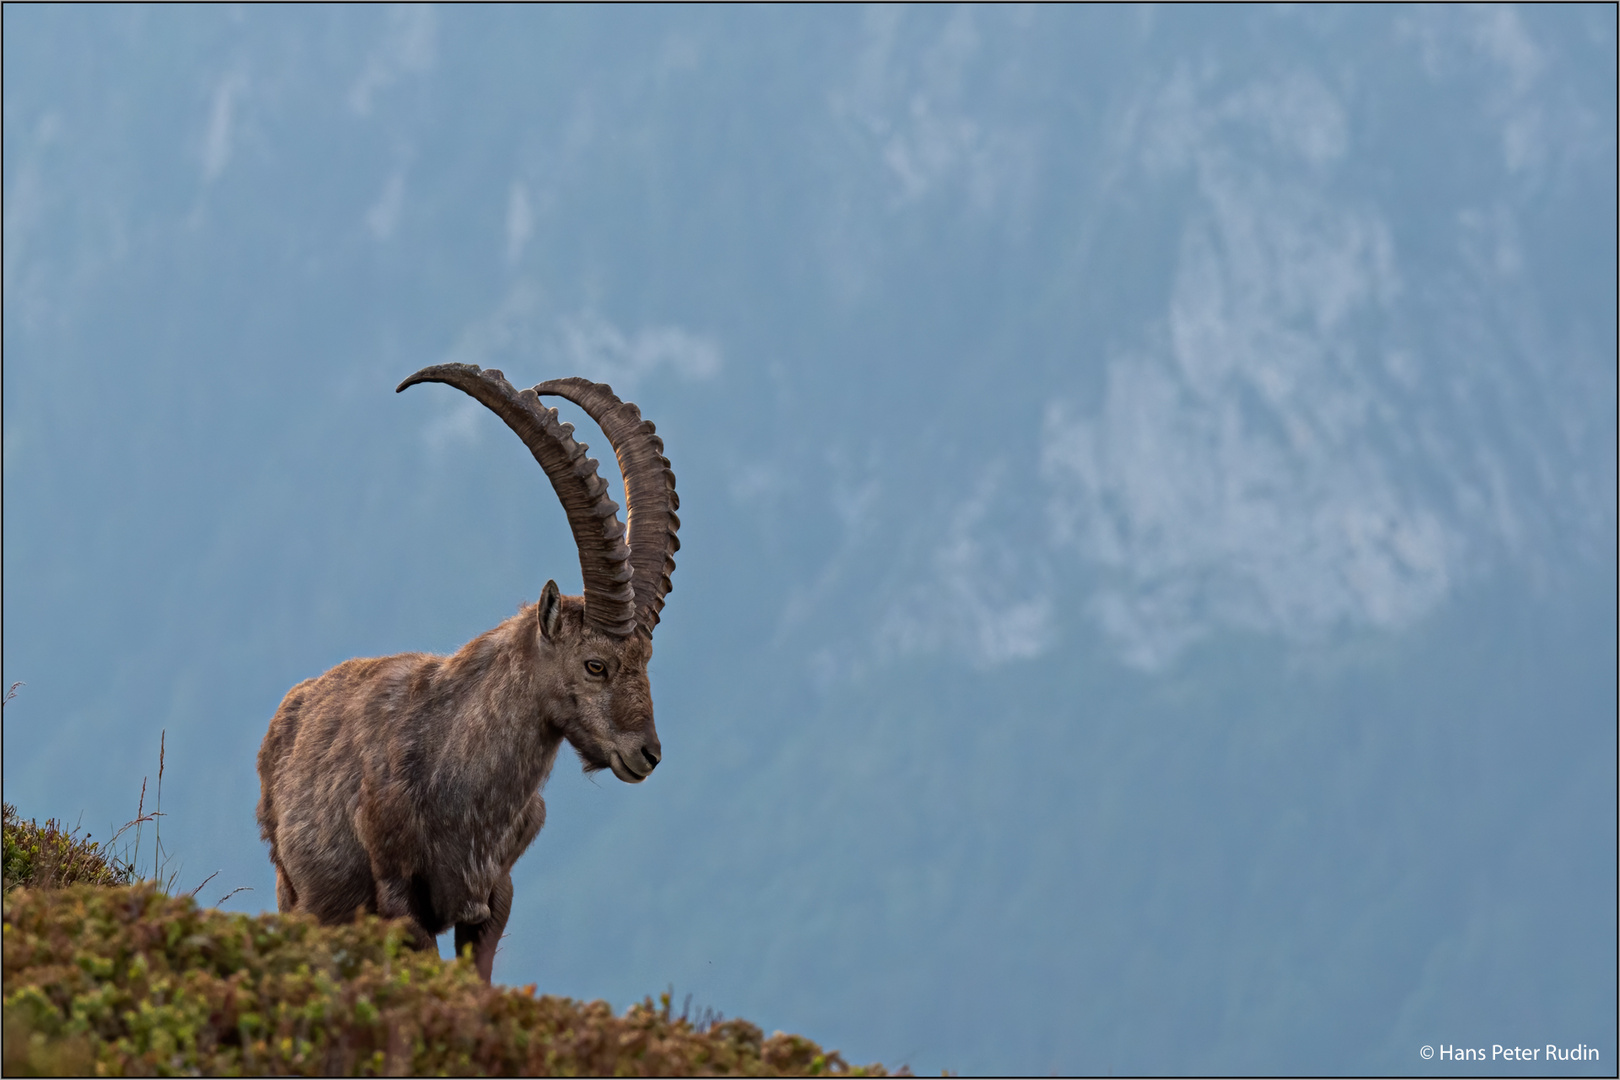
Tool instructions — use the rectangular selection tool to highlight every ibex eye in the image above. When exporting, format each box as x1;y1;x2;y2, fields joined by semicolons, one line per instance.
585;660;607;677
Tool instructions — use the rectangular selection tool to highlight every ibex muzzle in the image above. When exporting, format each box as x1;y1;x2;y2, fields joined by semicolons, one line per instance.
255;366;679;983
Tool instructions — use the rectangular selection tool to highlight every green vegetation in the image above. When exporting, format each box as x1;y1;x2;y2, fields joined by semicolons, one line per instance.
2;803;136;895
2;831;898;1076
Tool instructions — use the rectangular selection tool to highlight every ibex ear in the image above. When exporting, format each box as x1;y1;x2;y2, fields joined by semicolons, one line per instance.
538;580;562;642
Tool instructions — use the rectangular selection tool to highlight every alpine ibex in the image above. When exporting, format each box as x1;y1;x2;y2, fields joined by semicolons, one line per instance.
255;364;679;983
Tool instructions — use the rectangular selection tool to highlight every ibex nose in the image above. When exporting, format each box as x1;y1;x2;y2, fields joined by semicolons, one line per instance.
641;742;661;771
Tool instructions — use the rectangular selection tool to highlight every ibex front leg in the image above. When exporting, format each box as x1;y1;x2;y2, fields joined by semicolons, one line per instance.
359;784;441;952
455;870;514;983
372;870;442;954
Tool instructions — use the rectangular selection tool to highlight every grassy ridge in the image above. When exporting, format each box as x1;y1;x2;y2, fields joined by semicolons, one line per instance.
2;809;899;1076
2;802;135;894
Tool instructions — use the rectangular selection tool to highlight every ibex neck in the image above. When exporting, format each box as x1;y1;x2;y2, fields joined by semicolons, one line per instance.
430;606;559;805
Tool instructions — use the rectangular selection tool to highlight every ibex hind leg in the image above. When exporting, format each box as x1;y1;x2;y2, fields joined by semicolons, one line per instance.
455;870;514;984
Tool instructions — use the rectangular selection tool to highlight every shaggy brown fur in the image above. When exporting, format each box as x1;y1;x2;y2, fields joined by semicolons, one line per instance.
256;582;660;982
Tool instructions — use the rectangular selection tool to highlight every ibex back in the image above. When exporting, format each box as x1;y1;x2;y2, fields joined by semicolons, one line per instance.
256;366;679;983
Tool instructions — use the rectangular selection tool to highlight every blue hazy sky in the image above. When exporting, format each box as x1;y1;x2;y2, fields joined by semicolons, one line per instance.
3;6;1615;1075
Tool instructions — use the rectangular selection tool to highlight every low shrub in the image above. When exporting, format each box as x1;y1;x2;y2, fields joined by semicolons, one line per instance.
3;884;899;1076
2;803;134;894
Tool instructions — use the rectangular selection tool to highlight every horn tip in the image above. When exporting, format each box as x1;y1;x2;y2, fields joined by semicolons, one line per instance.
396;361;486;394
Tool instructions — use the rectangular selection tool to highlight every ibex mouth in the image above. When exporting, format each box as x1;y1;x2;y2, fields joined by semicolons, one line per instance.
608;750;651;784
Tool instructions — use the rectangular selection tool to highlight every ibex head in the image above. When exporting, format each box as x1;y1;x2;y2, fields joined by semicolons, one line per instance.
397;365;680;785
534;581;661;783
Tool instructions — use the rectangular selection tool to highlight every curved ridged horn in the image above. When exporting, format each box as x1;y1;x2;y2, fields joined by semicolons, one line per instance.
397;363;637;637
534;377;679;638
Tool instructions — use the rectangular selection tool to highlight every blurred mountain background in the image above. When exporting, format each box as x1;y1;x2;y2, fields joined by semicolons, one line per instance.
3;6;1614;1075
